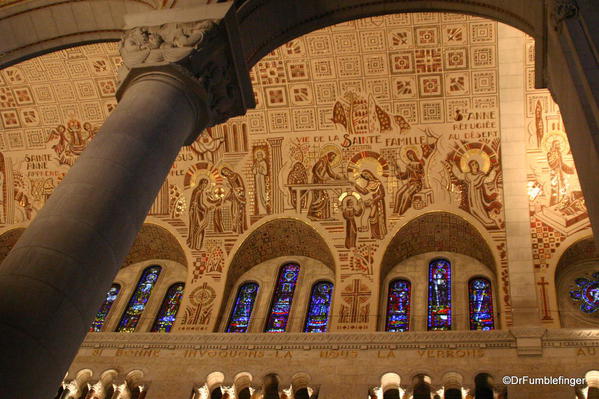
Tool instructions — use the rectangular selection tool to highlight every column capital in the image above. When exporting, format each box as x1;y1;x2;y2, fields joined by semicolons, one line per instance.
550;0;579;31
116;3;254;144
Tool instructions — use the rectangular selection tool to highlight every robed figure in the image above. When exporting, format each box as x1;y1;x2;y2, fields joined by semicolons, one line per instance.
355;170;387;239
252;151;269;215
394;149;425;215
445;159;501;228
222;167;247;234
546;139;575;206
308;151;343;220
342;196;363;249
187;178;222;250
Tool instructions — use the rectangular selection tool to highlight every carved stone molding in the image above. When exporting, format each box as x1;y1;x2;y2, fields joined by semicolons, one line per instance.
117;4;254;142
80;329;599;354
552;0;579;31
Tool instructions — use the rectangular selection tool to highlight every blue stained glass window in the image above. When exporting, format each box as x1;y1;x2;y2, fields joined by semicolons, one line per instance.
90;284;120;332
226;282;259;333
116;265;161;332
385;279;411;332
151;283;185;332
265;264;300;333
569;272;599;314
427;259;452;331
304;281;334;333
469;278;495;330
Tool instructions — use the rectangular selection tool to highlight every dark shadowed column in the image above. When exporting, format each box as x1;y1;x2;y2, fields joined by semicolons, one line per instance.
546;0;599;246
0;3;252;398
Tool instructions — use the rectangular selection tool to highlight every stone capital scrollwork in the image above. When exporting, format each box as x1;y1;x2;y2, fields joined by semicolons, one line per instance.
117;4;254;142
552;0;579;30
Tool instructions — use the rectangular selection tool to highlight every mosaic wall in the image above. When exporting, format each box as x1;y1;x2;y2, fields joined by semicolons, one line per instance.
0;13;514;331
523;36;594;325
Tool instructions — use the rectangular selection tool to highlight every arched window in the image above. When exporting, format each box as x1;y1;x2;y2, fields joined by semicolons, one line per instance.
116;265;161;332
151;283;185;332
469;278;495;330
304;281;334;333
385;279;411;332
90;284;120;332
265;263;300;332
427;259;451;331
226;282;259;333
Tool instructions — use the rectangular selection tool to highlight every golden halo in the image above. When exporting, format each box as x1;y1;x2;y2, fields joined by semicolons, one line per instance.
399;145;423;164
339;191;362;203
254;149;266;158
320;144;342;167
353;157;384;179
340;192;363;210
459;148;491;173
541;131;570;155
190;169;216;188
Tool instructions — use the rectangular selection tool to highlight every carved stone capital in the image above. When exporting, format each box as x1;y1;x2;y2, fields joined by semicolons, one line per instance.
116;3;254;142
552;0;579;31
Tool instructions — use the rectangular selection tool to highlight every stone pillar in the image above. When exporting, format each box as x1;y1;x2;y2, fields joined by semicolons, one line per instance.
497;23;541;327
0;4;253;398
267;137;284;213
546;0;599;246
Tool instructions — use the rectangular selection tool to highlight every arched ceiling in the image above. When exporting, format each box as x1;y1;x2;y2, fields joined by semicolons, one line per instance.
227;218;335;283
0;224;186;266
380;211;496;279
556;237;599;276
123;223;187;267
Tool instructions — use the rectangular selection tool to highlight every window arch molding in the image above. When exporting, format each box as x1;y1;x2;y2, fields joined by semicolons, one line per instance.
99;259;187;333
554;236;599;328
379;252;498;331
219;255;335;333
556;258;599;328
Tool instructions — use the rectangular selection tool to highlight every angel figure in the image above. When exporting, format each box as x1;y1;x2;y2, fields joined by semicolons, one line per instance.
444;159;502;229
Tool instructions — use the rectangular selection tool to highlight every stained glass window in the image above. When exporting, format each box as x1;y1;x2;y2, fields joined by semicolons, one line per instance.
265;263;300;333
151;283;184;332
427;259;452;331
226;282;259;333
569;272;599;314
304;281;334;333
385;279;411;332
116;265;161;332
89;284;120;332
469;278;495;330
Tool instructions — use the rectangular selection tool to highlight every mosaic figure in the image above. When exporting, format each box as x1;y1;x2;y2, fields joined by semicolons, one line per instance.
354;170;387;239
187;178;222;250
222;167;247;234
394;149;425;215
308;152;344;220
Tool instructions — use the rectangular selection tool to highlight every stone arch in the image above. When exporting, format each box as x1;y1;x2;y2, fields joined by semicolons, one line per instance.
556;236;599;275
216;217;335;330
0;223;187;269
123;223;188;268
0;0;153;68
236;0;542;67
554;236;599;328
2;0;544;77
380;212;496;282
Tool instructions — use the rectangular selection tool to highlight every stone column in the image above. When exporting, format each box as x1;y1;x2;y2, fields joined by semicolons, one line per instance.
0;4;253;398
267;137;284;213
497;23;541;327
546;0;599;247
